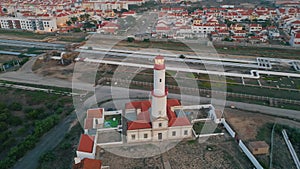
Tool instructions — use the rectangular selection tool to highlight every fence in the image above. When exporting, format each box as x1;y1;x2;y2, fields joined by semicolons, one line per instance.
282;129;300;169
221;119;236;138
100;77;300;106
220;118;263;169
239;140;264;169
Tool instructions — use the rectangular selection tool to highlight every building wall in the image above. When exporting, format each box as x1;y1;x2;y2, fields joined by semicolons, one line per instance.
0;17;57;32
127;124;193;143
127;129;152;143
152;118;168;129
152;129;168;141
250;148;269;155
168;126;192;139
76;151;95;160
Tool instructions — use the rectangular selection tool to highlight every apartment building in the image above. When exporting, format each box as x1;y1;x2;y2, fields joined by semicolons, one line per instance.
0;17;57;32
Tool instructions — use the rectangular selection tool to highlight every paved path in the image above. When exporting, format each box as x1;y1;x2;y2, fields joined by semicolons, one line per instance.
13;113;77;169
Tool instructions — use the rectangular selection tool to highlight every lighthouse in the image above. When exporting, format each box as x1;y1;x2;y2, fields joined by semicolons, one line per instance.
151;55;168;121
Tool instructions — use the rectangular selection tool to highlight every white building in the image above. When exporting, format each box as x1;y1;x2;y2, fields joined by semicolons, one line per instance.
126;56;193;143
0;16;57;32
191;23;215;37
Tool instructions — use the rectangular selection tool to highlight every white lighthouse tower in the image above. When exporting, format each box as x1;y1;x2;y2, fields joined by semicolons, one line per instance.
151;55;168;121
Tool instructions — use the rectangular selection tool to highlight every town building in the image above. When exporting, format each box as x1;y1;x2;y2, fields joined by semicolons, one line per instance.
289;32;300;47
73;158;102;169
0;16;57;32
125;56;193;143
76;134;96;160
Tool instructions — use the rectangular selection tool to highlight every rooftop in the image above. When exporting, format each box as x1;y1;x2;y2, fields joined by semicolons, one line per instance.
77;134;95;153
73;158;102;169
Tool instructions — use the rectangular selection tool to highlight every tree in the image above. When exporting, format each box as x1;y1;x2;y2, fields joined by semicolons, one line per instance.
8;102;22;111
127;37;135;42
179;54;185;59
0;122;8;132
66;20;72;26
70;17;78;24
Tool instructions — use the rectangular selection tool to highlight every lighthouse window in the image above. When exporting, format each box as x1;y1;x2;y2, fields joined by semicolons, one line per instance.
159;79;162;82
159;123;162;127
131;134;136;140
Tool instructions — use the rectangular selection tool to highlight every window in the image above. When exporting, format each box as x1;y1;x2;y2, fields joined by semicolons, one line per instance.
172;131;176;136
184;130;188;135
131;134;135;140
144;133;148;138
158;123;162;127
159;78;162;82
158;133;162;140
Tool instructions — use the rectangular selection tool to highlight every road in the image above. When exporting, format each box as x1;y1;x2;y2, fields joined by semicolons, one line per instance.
13;113;77;169
76;48;261;69
126;12;158;35
76;57;300;79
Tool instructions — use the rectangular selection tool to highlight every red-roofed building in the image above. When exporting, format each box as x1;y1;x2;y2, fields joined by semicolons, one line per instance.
289;32;300;47
76;134;96;160
84;108;104;134
98;22;119;34
125;56;192;143
73;158;102;169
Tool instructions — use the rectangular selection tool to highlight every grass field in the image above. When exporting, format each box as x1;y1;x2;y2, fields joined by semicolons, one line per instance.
255;123;300;169
37;122;82;169
0;29;55;39
0;87;73;168
104;114;121;128
113;39;300;59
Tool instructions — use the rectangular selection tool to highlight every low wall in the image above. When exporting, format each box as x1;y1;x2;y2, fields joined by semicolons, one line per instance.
239;140;264;169
221;119;236;138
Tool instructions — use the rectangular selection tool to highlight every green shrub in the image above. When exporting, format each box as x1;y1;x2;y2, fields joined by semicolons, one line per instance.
39;151;56;162
8;102;22;111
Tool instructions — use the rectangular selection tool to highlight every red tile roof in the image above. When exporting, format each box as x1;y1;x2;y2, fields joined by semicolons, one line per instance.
126;98;191;130
137;111;150;122
73;158;102;169
87;108;103;119
84;118;93;129
77;134;94;153
169;117;191;127
127;120;151;130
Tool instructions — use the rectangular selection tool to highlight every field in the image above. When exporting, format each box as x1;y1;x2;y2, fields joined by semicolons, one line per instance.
0;29;87;43
92;37;300;60
37;122;82;169
0;87;73;168
98;135;253;169
224;108;300;169
0;29;54;40
0;55;19;63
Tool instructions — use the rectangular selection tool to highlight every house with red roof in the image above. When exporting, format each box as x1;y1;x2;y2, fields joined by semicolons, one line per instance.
249;23;262;33
84;108;104;134
76;134;96;160
98;21;119;34
73;158;102;169
126;56;193;143
289;32;300;47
